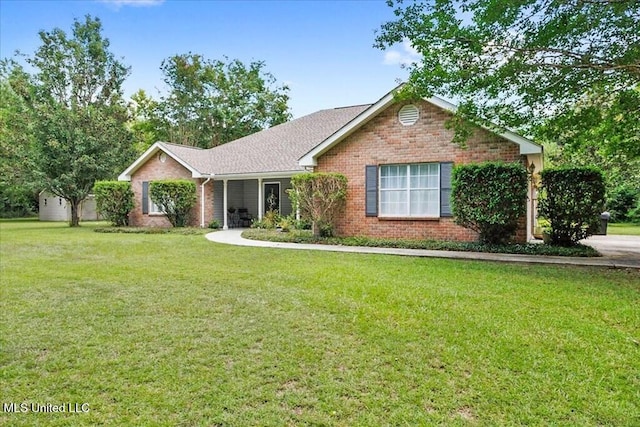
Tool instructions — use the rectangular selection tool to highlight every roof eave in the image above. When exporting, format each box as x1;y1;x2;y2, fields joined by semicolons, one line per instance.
213;170;306;180
497;129;542;154
118;142;206;181
433;98;542;154
299;89;542;167
299;91;398;167
118;142;163;181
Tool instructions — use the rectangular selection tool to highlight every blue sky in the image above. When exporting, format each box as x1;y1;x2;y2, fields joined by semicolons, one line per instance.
1;0;420;118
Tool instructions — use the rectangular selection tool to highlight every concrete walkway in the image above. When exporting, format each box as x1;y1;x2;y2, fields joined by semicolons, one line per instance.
206;229;640;269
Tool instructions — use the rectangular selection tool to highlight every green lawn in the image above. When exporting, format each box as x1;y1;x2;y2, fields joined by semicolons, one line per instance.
609;222;640;236
1;220;639;426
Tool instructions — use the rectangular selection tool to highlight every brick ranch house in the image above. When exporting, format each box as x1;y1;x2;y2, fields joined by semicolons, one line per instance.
118;86;543;242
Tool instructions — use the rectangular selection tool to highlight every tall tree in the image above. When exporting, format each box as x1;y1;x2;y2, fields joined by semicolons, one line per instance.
5;16;135;226
0;71;39;216
375;0;640;152
538;86;640;190
127;89;163;154
156;53;291;148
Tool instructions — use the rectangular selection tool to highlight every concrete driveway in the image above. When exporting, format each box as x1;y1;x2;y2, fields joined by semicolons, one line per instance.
582;234;640;267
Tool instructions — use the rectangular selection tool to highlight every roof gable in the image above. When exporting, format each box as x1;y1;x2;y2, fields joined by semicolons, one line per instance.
118;86;542;180
118;142;207;181
299;87;542;167
204;105;370;178
119;105;370;180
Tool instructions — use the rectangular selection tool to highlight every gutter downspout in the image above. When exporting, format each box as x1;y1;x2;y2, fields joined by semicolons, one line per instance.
200;175;213;228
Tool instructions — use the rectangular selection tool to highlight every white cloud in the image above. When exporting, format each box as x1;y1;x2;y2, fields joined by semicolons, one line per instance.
383;38;422;66
99;0;165;9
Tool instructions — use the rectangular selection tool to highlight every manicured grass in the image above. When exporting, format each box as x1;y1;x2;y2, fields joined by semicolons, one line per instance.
609;222;640;236
1;220;639;426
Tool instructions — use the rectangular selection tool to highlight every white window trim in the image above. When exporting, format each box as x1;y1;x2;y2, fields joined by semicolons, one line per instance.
149;196;164;215
379;163;440;218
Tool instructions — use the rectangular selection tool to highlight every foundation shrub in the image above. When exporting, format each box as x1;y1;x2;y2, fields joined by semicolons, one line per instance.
93;181;134;226
149;180;196;227
538;167;606;246
451;162;528;244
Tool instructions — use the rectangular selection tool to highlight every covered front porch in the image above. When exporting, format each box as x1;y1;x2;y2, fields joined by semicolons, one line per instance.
212;176;295;229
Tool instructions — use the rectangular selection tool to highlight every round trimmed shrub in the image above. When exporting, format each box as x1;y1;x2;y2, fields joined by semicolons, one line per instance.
149;179;197;227
538;167;606;246
452;162;528;244
93;181;134;226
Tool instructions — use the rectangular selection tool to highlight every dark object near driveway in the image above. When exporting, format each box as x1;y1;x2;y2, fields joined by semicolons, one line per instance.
598;212;611;235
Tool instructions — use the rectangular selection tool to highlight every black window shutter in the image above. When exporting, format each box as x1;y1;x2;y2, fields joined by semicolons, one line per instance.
365;165;378;217
440;162;453;217
142;181;149;214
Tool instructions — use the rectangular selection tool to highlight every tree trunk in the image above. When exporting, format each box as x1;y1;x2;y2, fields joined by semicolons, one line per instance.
69;199;80;227
311;221;320;238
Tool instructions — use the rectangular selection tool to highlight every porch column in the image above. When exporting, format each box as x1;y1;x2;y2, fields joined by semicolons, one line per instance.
527;181;534;241
527;155;542;242
223;179;229;230
257;177;263;220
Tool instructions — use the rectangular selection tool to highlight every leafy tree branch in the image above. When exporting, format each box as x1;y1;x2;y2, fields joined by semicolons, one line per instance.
376;0;640;138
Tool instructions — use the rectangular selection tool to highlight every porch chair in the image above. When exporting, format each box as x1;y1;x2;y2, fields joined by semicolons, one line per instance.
237;208;253;227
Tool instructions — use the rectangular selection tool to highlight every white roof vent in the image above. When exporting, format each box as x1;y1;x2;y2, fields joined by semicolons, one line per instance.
398;104;419;126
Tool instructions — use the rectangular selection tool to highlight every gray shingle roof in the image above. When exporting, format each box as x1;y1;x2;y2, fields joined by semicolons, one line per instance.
158;143;210;175
158;104;370;177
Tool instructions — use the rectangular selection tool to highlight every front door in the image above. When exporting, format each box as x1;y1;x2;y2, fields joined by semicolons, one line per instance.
264;182;280;213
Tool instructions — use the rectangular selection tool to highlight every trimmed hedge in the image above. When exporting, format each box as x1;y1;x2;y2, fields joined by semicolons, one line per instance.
149;180;197;227
93;181;134;226
94;227;208;235
538;167;606;246
451;162;528;244
241;229;601;257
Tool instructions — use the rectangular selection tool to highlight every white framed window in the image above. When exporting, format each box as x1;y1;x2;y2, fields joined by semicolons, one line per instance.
142;181;165;216
380;163;440;217
149;196;163;215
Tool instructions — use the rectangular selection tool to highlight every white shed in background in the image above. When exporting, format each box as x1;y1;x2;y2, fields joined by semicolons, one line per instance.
38;192;101;222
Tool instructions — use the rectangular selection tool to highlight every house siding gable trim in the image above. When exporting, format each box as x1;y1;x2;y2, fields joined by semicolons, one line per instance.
300;90;398;167
300;86;542;168
118;142;204;181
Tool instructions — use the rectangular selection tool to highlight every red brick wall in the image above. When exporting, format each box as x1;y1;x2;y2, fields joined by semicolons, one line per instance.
129;151;213;227
316;100;527;242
